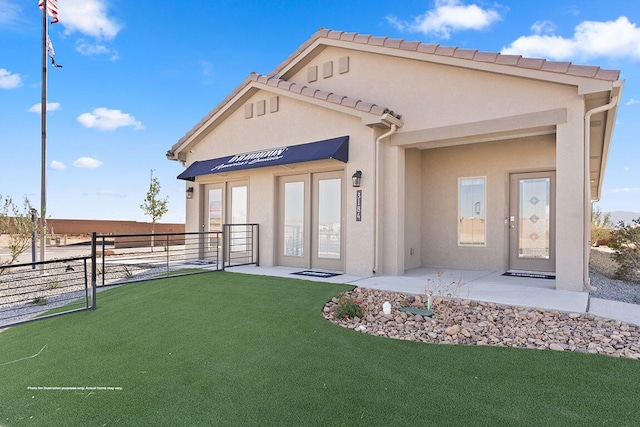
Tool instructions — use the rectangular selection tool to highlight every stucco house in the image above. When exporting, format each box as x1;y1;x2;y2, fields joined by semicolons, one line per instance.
166;28;623;292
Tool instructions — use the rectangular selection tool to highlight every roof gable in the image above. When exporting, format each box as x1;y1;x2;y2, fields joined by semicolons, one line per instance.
272;29;621;85
167;73;400;159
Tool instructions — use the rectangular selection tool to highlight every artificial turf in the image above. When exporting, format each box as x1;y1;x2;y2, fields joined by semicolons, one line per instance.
0;272;638;426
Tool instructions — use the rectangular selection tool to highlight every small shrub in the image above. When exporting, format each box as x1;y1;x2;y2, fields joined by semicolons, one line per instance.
609;218;640;281
47;280;61;290
426;271;464;300
332;293;364;319
425;272;465;325
591;207;613;246
32;296;48;306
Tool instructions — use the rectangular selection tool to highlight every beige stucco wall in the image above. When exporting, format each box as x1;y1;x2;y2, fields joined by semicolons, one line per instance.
419;135;555;271
183;89;379;277
404;148;422;270
177;42;601;291
555;104;588;291
287;47;578;132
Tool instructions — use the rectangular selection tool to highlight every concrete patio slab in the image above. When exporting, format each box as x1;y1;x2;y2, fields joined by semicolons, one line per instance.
589;298;640;326
226;265;640;325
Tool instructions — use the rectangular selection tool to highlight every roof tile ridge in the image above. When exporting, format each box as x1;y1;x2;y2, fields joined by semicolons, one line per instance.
271;28;621;82
326;29;345;40
353;33;373;44
250;73;395;116
416;43;440;54
368;35;388;46
270;28;328;76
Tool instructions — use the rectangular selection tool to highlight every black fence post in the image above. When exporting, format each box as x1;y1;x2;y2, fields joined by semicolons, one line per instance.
91;232;97;310
255;224;260;266
222;225;227;271
166;234;170;274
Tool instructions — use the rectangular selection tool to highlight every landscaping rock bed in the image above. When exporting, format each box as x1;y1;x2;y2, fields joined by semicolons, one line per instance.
323;288;640;360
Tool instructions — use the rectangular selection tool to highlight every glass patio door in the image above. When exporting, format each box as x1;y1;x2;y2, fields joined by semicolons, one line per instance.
509;172;556;272
203;181;249;263
277;172;344;271
278;175;309;268
312;172;343;271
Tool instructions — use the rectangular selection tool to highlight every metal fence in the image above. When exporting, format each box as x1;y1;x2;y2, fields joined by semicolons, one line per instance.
0;256;93;328
0;225;259;329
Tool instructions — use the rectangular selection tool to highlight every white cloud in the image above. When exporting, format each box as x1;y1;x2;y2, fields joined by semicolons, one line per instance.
626;98;639;106
59;0;122;40
28;102;61;113
50;160;66;170
502;16;640;60
75;39;119;60
0;68;22;89
531;20;556;35
77;107;144;131
387;0;501;39
73;157;103;169
612;187;640;193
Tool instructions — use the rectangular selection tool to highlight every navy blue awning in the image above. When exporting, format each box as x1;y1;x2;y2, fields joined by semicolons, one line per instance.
177;136;349;181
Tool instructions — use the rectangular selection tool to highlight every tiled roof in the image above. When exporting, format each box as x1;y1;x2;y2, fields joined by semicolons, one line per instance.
170;28;621;158
271;28;621;81
169;73;397;155
250;74;398;117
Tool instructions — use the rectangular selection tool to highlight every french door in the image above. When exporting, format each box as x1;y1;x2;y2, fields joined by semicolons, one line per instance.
278;171;344;271
508;171;555;272
204;181;248;262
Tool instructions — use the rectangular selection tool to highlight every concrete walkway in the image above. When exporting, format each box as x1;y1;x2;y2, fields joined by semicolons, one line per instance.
227;265;640;327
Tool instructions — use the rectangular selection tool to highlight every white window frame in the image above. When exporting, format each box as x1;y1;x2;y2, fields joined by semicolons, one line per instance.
457;176;486;247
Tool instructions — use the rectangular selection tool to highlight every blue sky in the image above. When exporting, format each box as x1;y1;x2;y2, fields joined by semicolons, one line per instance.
1;0;639;223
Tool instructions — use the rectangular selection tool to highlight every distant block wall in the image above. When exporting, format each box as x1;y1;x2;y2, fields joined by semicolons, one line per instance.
44;219;186;248
45;219;185;236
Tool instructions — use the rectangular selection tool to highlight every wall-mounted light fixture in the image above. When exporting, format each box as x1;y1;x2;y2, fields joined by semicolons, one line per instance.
186;187;194;199
352;170;362;188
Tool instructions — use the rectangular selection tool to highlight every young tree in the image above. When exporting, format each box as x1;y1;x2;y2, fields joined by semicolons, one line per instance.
140;169;169;251
0;195;41;267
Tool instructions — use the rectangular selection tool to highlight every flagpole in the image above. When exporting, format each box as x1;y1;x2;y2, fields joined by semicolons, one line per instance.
40;0;48;265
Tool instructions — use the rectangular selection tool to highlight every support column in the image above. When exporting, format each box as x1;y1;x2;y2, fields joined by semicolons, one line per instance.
381;142;406;275
555;106;586;291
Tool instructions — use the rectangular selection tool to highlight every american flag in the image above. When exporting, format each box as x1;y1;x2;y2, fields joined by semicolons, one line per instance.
38;0;59;24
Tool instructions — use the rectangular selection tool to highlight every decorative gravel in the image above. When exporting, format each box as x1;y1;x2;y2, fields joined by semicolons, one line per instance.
324;287;640;360
589;270;640;304
323;251;640;360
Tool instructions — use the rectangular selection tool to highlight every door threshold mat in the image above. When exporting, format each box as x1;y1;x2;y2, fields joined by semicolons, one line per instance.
502;272;555;280
291;270;342;278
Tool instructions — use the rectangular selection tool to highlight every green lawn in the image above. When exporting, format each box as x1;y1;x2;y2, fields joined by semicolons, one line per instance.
0;272;638;426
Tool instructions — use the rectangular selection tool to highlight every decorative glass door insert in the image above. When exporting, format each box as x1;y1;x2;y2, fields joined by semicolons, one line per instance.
509;172;555;272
